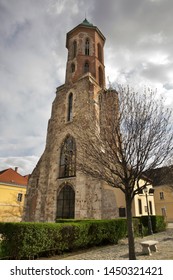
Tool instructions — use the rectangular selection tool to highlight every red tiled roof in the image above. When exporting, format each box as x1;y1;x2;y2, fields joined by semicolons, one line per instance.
0;168;28;186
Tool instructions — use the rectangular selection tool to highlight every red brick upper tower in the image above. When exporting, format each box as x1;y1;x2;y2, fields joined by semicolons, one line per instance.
65;18;106;88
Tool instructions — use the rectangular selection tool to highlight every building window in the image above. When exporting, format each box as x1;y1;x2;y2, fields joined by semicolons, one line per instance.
138;199;142;215
17;193;23;202
84;61;89;73
161;207;166;217
98;66;103;87
149;201;153;215
119;207;126;217
71;63;75;73
73;40;77;58
67;92;73;122
56;185;75;219
85;38;90;55
160;192;164;200
59;135;76;178
97;43;102;62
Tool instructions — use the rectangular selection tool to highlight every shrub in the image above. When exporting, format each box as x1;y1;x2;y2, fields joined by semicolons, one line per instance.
139;215;166;233
0;219;128;259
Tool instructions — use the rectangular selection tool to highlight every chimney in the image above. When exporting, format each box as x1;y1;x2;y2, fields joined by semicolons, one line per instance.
15;167;18;173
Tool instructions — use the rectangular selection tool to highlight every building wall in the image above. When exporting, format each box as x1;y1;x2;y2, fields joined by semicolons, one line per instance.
154;185;173;222
0;183;26;222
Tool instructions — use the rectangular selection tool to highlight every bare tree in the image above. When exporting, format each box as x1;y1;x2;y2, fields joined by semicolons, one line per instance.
74;85;173;260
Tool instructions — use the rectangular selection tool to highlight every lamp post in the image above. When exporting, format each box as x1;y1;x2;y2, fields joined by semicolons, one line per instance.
144;187;153;235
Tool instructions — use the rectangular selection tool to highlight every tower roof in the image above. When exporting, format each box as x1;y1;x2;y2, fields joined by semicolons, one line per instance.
66;19;105;48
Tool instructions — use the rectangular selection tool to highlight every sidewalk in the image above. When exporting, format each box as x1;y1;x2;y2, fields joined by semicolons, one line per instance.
44;227;173;260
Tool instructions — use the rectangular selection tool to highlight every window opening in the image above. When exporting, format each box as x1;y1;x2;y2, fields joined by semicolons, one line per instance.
59;136;76;178
56;185;75;219
67;92;73;122
85;38;90;55
84;61;89;73
73;40;77;58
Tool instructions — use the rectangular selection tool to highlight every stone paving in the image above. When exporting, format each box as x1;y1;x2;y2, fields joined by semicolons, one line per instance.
44;225;173;260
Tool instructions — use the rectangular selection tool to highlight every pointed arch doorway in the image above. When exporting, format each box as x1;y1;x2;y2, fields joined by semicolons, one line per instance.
56;184;75;219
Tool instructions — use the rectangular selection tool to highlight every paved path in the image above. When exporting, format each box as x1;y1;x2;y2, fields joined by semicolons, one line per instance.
43;227;173;260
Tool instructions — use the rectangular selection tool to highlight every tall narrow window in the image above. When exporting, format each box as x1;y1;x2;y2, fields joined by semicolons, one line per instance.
67;92;73;122
85;38;90;55
149;201;153;215
84;61;89;73
138;199;142;215
56;185;75;219
73;40;77;58
97;43;102;62
59;135;76;178
71;63;75;73
160;192;164;200
98;66;103;87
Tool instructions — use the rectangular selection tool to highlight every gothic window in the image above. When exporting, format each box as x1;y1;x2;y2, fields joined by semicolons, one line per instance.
85;38;90;55
71;63;75;73
59;135;76;178
73;40;77;58
84;61;89;73
67;92;73;122
56;185;75;219
97;43;102;62
98;66;103;87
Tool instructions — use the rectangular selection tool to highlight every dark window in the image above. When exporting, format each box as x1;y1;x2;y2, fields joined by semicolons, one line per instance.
17;193;23;202
149;201;153;215
71;63;75;73
56;185;75;219
59;135;76;178
98;66;103;87
160;192;164;200
67;92;73;122
119;207;126;217
97;43;102;62
84;62;89;73
138;199;142;215
73;40;77;58
85;38;90;55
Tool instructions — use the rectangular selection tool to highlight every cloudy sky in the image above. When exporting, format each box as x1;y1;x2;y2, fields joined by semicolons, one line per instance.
0;0;173;175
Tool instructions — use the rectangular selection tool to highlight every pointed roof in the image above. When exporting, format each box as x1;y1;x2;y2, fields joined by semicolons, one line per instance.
66;18;105;48
0;168;28;186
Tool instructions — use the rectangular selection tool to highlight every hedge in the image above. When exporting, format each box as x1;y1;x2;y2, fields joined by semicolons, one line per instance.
139;215;166;233
0;219;127;259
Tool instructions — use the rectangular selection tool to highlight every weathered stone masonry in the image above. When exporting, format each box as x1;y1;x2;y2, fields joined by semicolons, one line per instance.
24;19;118;222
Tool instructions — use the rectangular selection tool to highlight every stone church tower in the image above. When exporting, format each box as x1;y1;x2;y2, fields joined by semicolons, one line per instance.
24;19;118;222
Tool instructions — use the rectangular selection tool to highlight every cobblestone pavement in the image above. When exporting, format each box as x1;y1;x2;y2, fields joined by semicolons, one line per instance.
45;227;173;260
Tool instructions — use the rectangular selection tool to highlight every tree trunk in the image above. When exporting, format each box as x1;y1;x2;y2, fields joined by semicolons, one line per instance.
125;196;136;260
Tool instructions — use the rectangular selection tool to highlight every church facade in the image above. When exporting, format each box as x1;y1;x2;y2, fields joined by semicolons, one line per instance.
24;19;155;222
24;19;119;222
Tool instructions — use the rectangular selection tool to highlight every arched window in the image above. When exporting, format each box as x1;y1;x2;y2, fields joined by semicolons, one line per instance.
56;185;75;219
67;92;73;122
84;61;89;73
59;135;76;178
71;63;75;73
98;66;103;87
97;43;102;62
73;40;77;58
85;38;90;55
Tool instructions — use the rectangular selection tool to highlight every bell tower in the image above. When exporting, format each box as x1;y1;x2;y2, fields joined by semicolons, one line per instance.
24;19;118;222
65;18;106;88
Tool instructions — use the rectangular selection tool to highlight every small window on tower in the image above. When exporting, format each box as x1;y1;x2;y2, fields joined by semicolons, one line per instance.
85;38;90;55
97;43;102;62
73;40;77;58
84;62;89;73
71;63;75;73
67;92;73;122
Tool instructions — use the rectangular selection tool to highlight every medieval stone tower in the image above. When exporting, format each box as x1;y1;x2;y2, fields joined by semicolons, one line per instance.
24;19;118;222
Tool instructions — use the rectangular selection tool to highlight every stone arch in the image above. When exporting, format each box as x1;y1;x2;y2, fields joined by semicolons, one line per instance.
56;183;75;219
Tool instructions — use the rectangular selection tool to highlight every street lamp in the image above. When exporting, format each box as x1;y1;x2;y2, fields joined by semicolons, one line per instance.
144;187;154;235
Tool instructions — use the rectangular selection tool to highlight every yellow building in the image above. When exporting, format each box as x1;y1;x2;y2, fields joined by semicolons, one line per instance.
0;168;28;222
149;166;173;222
